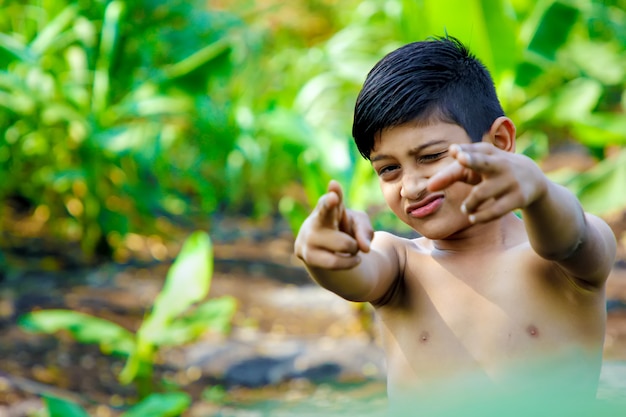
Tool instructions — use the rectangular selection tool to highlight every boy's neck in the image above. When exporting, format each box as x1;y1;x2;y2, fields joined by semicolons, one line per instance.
430;212;525;255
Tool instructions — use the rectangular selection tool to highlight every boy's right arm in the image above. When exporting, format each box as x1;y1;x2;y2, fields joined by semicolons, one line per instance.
294;180;401;302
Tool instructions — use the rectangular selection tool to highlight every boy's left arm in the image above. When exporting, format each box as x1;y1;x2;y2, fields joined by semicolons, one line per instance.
521;181;616;288
428;142;617;288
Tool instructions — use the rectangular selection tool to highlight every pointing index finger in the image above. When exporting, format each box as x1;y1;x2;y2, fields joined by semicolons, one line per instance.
427;161;471;192
315;180;345;228
453;143;500;173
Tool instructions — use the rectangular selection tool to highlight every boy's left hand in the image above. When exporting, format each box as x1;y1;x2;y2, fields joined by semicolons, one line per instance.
427;142;547;224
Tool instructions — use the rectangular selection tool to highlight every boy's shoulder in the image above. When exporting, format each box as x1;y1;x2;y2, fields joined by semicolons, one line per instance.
372;230;431;258
373;230;427;246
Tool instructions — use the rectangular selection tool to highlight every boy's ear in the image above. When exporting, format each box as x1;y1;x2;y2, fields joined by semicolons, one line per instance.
484;116;516;152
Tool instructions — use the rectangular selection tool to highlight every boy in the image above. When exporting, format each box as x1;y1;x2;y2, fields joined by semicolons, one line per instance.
294;36;617;414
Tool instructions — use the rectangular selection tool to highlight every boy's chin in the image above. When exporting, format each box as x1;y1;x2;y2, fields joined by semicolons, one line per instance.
405;219;470;241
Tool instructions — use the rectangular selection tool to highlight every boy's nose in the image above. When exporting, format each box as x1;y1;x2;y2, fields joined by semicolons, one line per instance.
400;172;429;200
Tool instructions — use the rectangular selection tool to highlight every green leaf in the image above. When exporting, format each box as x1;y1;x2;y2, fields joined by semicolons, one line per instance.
258;108;315;147
120;231;215;383
114;95;194;118
399;0;520;81
551;78;602;122
18;309;135;356
527;1;579;61
149;296;237;346
30;5;79;55
92;1;125;114
43;395;90;417
162;37;231;80
570;113;626;147
0;33;36;64
120;392;191;417
574;150;626;216
148;231;213;323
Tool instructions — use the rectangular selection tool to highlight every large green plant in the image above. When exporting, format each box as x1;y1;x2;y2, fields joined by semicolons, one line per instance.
19;231;236;400
0;0;245;258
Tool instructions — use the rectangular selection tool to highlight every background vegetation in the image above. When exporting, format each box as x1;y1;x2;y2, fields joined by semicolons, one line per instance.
1;0;625;262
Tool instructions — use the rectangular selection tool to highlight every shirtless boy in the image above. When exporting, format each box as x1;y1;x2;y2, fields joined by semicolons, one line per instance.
294;37;617;414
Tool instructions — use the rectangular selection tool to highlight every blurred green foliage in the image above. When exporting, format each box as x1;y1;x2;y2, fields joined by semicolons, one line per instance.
19;230;235;404
44;391;191;417
1;0;625;259
0;0;248;258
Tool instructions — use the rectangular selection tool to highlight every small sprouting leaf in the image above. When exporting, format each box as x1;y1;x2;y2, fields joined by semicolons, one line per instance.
148;231;214;324
149;296;238;346
120;392;191;417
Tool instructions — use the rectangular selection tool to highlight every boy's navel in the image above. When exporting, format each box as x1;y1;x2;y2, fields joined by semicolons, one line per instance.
526;324;539;338
419;331;430;343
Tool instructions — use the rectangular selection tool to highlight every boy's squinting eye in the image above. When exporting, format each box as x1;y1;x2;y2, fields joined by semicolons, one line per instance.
418;151;447;163
376;165;399;177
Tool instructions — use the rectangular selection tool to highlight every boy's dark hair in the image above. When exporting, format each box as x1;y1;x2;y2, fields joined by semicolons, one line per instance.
352;36;505;160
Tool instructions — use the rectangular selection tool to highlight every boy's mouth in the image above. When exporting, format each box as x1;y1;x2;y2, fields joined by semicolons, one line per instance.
407;195;444;218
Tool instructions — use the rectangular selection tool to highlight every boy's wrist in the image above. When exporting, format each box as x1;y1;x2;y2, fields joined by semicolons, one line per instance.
523;166;550;212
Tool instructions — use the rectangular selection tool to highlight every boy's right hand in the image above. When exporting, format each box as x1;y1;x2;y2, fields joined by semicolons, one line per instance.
294;180;374;270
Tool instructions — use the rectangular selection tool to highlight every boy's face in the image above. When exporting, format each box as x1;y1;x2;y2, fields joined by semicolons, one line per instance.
370;121;474;239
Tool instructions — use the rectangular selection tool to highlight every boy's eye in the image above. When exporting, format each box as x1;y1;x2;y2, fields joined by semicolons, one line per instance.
377;165;399;176
418;151;447;163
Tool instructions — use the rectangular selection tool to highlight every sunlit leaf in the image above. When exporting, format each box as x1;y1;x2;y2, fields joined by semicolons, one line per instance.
258;108;314;146
92;125;157;154
568;41;626;85
575;150;626;216
0;90;36;114
551;78;602;122
18;309;135;356
399;0;519;80
138;231;213;343
92;1;125;114
114;96;194;118
181;296;237;332
30;5;79;55
148;296;237;346
570;114;626;147
0;33;35;63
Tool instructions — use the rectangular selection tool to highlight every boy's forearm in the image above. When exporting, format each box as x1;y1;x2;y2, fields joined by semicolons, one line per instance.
522;181;587;261
522;180;615;284
305;244;396;303
305;255;384;302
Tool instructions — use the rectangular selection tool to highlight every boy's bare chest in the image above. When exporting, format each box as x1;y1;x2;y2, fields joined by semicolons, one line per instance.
377;251;605;379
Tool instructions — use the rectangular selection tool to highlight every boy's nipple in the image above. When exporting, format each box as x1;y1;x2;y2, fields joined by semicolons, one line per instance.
419;331;430;343
526;324;539;338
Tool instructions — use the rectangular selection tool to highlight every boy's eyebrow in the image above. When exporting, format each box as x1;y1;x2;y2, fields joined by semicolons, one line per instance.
370;139;448;162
